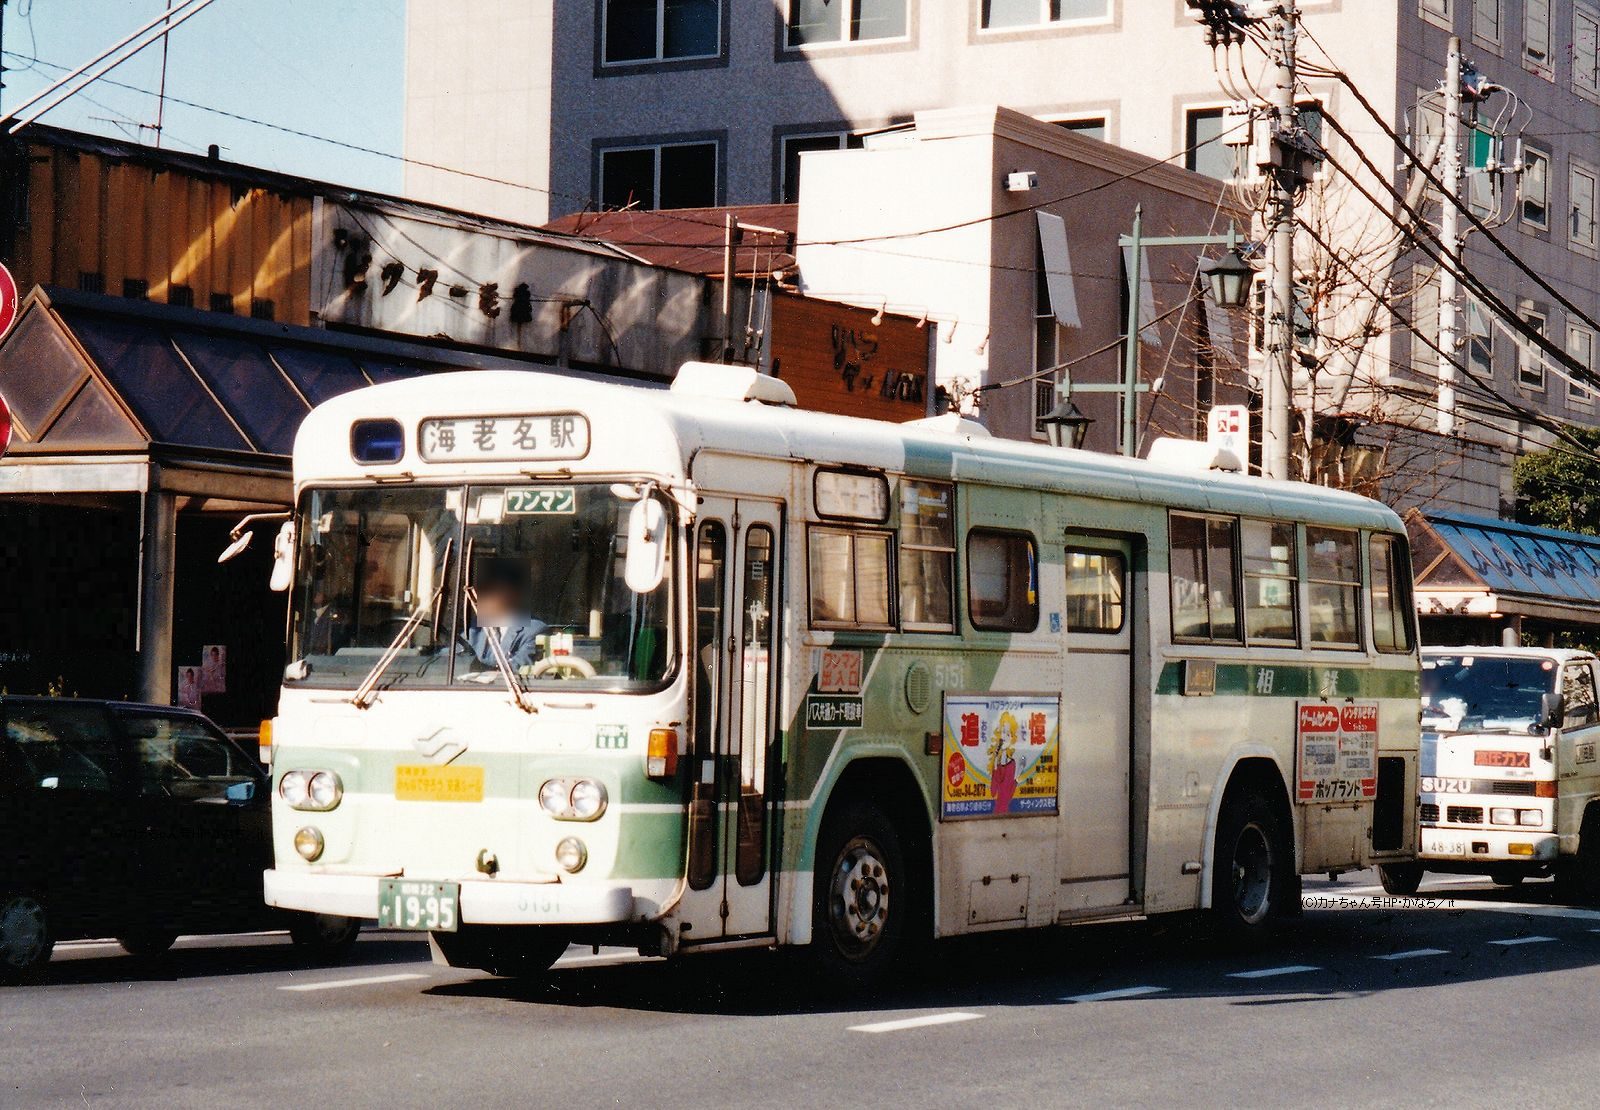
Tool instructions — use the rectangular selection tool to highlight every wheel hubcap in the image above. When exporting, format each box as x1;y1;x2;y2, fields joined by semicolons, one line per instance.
1231;823;1274;925
0;898;47;969
830;837;890;957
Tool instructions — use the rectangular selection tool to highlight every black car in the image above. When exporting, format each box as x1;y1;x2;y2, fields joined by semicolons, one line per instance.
0;697;359;982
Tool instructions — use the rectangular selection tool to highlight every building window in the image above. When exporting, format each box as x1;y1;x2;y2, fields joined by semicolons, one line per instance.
1305;526;1361;648
1368;534;1415;654
899;481;955;632
786;0;906;47
1064;549;1125;634
1472;0;1500;46
1185;107;1235;181
1576;6;1600;100
1467;297;1494;380
1520;146;1550;228
168;284;194;309
982;0;1112;30
603;0;719;65
1242;519;1297;644
1518;300;1548;390
779;131;863;204
809;527;893;629
209;292;235;314
1419;0;1453;30
1525;0;1552;74
599;140;717;210
1053;116;1107;141
968;529;1038;632
1571;162;1599;251
1410;270;1439;374
251;298;275;321
1569;324;1597;402
121;278;148;301
1468;125;1500;216
1169;513;1240;644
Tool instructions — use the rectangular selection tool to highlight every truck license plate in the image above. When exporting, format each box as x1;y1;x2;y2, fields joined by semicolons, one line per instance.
378;879;459;932
1422;834;1468;857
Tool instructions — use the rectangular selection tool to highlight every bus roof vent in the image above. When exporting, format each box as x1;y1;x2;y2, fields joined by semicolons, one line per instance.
1146;437;1245;473
905;412;991;438
672;362;797;407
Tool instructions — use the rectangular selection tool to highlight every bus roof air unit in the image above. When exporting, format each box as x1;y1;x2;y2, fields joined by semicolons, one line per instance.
672;362;797;407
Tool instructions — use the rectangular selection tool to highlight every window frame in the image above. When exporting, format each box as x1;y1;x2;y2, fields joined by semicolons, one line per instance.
1184;105;1236;182
1575;5;1600;103
978;0;1114;33
807;525;896;631
596;137;721;212
1168;511;1243;646
1520;145;1550;230
1304;525;1364;650
966;527;1040;634
1240;518;1299;647
776;129;863;205
898;479;957;634
117;708;264;803
813;467;891;524
1567;323;1597;403
600;0;723;68
1471;0;1501;50
1569;159;1599;254
784;0;910;50
1517;300;1549;390
1524;0;1553;78
1564;663;1600;730
1419;0;1454;32
1367;532;1417;655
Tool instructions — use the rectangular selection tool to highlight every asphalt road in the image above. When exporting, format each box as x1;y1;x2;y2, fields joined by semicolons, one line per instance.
6;870;1600;1108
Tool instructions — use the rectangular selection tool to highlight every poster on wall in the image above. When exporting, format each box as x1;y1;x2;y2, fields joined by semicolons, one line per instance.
940;693;1060;820
177;665;202;710
201;645;227;694
1295;702;1379;804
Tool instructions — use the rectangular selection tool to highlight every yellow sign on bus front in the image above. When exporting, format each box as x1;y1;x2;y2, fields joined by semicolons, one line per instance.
395;764;485;803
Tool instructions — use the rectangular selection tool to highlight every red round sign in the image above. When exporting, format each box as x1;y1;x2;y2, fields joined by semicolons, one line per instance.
0;262;16;339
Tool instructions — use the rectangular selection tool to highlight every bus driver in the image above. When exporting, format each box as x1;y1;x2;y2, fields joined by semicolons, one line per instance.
465;563;546;672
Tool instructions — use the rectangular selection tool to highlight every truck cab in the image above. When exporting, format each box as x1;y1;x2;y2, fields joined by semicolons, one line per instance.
1381;647;1600;895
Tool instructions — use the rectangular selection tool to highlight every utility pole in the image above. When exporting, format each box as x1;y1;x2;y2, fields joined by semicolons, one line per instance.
1436;35;1462;437
1262;0;1300;481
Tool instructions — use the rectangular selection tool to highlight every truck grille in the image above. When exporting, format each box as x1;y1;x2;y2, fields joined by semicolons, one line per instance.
1420;803;1440;824
1447;805;1484;825
1490;781;1537;796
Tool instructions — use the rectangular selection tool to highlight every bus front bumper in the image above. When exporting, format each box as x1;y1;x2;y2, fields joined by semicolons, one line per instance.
1418;828;1559;864
263;869;636;925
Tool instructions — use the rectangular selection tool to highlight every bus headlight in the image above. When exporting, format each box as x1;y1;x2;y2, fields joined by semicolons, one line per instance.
294;826;325;862
1491;807;1517;826
1519;809;1543;826
538;778;607;821
555;837;588;873
280;770;343;811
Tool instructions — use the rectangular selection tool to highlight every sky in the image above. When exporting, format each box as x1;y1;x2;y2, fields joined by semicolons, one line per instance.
1;0;405;193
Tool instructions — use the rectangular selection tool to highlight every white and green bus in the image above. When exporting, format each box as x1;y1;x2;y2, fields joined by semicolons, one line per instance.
258;362;1420;983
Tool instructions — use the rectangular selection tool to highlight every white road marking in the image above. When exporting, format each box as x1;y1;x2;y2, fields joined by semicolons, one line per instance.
1062;985;1169;1003
1332;877;1495;896
1227;965;1321;979
1488;935;1556;947
849;1012;984;1034
1371;948;1450;961
279;972;426;992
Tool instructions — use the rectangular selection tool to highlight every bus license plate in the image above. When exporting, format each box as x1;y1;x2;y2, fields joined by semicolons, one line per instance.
377;880;459;932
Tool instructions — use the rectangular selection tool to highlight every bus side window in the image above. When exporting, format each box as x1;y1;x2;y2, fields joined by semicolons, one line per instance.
1242;520;1296;644
899;480;955;632
694;522;727;758
1064;549;1125;633
968;529;1038;632
1306;526;1361;648
1368;533;1415;654
1169;513;1240;643
808;527;892;629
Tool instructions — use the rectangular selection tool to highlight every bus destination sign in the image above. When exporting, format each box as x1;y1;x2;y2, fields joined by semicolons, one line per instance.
419;413;590;463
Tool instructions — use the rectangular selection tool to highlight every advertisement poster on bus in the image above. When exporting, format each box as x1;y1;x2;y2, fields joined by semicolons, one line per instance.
1295;701;1379;803
940;693;1060;820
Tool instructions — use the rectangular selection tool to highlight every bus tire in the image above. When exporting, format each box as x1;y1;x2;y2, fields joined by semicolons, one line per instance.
0;893;53;984
1489;870;1524;888
1559;808;1600;906
1378;863;1424;896
811;799;915;989
288;913;362;963
432;926;568;979
117;931;178;957
1211;790;1292;940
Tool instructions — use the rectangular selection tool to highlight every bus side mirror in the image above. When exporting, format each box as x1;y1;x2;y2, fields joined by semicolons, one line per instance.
1540;691;1565;731
624;498;667;594
269;522;295;593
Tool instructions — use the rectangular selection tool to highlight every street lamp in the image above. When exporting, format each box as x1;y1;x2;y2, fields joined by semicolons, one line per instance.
1039;388;1094;450
1199;247;1256;309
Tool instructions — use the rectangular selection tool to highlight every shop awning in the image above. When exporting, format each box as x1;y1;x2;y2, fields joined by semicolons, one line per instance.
1407;509;1600;625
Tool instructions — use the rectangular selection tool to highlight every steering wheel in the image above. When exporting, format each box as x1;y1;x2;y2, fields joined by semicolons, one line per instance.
527;655;597;680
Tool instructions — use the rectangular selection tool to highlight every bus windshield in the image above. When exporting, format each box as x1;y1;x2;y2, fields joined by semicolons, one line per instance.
286;483;675;692
1421;655;1556;733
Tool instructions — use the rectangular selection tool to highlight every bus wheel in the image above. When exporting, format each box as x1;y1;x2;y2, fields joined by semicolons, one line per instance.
289;913;362;963
812;800;912;988
0;894;53;984
1378;863;1424;896
1560;809;1600;905
1212;792;1291;939
1490;870;1524;888
432;926;568;978
117;931;178;957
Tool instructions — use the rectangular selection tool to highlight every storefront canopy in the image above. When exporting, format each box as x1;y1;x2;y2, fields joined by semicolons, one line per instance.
1408;508;1600;627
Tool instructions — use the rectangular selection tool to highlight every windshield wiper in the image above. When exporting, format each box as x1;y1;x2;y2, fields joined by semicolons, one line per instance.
463;586;538;714
351;539;453;709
